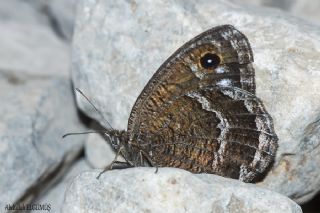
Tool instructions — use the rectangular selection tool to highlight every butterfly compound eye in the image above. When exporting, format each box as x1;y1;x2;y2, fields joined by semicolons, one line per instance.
200;53;221;69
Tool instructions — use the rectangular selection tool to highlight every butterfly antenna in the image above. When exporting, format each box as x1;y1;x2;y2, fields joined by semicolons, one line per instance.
76;88;114;130
62;130;108;138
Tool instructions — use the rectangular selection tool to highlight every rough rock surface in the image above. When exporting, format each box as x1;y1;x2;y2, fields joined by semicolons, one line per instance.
0;76;85;207
0;0;84;208
38;159;92;212
62;168;302;213
72;0;320;203
0;0;71;77
24;0;77;40
289;0;320;25
44;0;77;40
228;0;320;24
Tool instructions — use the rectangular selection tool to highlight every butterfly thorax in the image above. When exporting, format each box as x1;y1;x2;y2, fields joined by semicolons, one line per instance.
105;129;151;167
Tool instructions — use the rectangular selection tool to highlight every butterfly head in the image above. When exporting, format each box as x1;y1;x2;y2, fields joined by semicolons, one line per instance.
104;130;145;166
104;129;128;151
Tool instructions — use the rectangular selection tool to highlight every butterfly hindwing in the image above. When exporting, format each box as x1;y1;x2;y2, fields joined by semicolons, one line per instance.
134;85;277;182
123;25;277;182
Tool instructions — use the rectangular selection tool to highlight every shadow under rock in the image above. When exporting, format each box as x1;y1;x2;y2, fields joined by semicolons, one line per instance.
301;193;320;213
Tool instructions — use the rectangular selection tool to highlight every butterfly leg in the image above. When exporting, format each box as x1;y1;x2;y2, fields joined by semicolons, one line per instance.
96;147;132;179
96;161;132;179
138;149;159;173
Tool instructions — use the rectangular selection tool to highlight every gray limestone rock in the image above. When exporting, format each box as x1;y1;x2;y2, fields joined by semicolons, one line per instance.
0;0;84;209
72;0;320;203
0;76;85;207
22;0;77;40
37;159;92;212
289;0;320;25
0;0;72;77
47;0;77;40
227;0;320;24
62;168;302;213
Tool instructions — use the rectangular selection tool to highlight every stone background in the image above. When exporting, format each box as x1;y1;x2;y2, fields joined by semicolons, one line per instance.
0;0;319;212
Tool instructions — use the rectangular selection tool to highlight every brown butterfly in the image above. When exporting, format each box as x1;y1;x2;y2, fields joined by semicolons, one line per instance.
80;25;278;183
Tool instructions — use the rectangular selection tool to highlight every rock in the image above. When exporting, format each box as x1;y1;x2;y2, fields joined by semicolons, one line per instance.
0;75;86;208
0;0;48;25
85;133;116;169
227;0;320;25
46;0;77;41
62;168;302;213
72;0;320;203
227;0;292;10
0;0;84;209
0;0;71;77
289;0;320;25
37;159;92;212
22;0;77;40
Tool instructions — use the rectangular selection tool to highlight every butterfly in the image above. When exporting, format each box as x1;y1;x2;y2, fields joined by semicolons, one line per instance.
95;25;278;183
